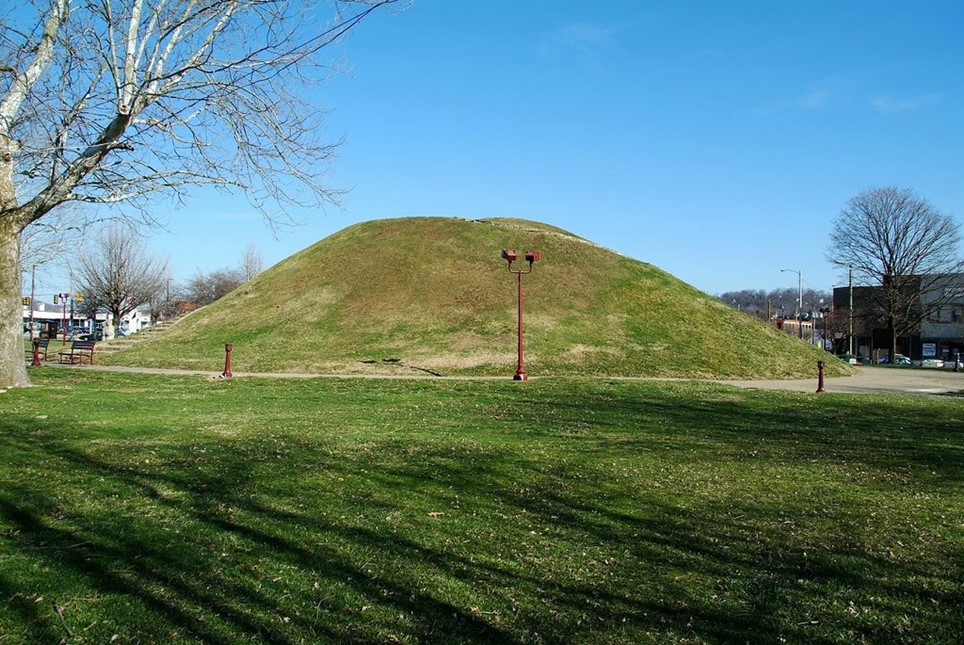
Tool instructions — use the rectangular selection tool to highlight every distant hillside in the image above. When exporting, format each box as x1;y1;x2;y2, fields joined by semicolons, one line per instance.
103;217;851;378
718;288;833;321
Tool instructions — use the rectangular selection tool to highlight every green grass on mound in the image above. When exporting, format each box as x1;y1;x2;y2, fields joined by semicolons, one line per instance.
0;370;960;643
102;217;851;379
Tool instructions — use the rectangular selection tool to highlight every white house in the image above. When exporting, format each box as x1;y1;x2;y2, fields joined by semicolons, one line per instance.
21;299;151;339
118;306;153;335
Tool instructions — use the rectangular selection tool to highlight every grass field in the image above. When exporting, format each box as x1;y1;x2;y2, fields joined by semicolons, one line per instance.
1;369;961;643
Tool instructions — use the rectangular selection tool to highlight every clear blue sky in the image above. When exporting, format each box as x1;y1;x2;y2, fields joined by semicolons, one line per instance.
34;0;964;297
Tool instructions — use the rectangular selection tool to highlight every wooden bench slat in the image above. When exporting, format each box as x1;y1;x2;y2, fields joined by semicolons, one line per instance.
26;337;51;361
58;340;96;365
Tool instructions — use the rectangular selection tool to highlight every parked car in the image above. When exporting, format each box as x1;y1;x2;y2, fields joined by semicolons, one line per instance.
878;354;911;365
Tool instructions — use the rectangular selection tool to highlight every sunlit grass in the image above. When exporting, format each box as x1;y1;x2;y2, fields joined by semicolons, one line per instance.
97;217;849;379
1;369;960;643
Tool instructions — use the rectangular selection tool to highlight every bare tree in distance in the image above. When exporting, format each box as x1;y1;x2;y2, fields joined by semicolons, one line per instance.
183;267;245;307
241;244;265;282
181;244;265;307
0;0;402;386
720;288;832;320
827;187;964;361
20;207;85;272
74;223;169;334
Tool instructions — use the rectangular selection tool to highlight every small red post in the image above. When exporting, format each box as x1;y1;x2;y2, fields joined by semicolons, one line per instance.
816;360;826;393
31;338;41;367
222;343;233;378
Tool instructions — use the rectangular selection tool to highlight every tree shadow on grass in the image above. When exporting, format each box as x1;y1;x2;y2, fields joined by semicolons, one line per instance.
512;382;964;483
364;434;963;643
0;428;524;643
1;381;962;643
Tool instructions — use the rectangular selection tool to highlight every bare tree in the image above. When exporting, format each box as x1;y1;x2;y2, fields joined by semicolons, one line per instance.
827;187;964;360
74;222;169;331
182;266;245;306
0;0;400;386
20;207;86;271
719;288;831;321
241;243;264;282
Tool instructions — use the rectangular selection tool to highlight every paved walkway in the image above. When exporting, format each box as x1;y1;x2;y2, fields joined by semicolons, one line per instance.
42;362;964;396
718;366;964;396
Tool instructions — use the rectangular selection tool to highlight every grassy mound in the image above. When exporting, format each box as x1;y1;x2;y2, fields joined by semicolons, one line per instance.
104;217;849;378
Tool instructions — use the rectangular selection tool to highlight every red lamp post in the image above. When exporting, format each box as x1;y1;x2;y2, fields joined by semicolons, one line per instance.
58;292;71;342
502;249;541;380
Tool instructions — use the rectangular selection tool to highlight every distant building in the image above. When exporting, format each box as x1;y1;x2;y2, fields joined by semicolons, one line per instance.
118;306;153;335
21;299;150;339
832;274;964;362
774;316;814;343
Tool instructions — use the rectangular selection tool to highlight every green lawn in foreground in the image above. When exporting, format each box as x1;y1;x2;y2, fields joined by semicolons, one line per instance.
1;370;961;643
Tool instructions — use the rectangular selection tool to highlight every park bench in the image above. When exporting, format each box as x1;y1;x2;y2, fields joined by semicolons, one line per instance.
26;337;50;362
58;339;96;365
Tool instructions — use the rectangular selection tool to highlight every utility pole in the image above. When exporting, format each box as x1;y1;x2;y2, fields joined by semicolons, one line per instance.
780;268;803;339
29;265;36;342
847;264;854;356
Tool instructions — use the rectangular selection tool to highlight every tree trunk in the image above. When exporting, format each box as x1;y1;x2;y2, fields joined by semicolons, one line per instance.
889;324;899;363
0;217;29;387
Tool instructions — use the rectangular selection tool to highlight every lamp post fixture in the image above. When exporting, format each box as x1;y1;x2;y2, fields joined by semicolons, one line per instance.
29;265;36;343
58;292;71;342
832;261;855;357
501;249;541;381
780;268;803;338
846;264;853;356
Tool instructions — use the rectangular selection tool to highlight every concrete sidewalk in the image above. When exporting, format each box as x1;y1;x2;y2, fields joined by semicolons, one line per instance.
719;366;964;396
37;362;964;396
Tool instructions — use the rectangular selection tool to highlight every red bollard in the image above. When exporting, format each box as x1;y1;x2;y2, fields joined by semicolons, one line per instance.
816;360;826;393
31;338;41;367
222;343;233;379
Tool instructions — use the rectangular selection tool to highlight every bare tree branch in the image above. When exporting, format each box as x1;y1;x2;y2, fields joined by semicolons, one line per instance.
827;187;964;359
0;0;402;387
74;221;169;324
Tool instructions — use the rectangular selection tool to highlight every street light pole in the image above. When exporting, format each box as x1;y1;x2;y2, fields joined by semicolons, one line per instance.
59;293;70;342
502;249;541;381
29;265;36;342
780;268;803;338
833;261;856;357
847;264;854;356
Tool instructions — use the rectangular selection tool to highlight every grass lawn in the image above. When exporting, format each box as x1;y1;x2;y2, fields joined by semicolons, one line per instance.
1;369;961;643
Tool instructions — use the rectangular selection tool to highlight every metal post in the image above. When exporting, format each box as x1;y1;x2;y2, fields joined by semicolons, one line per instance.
515;271;526;381
816;360;826;393
29;265;36;343
502;249;540;381
780;268;803;339
824;310;829;350
847;265;853;356
955;350;960;373
31;339;41;367
222;343;233;378
61;294;68;343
